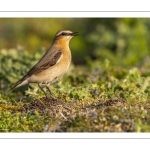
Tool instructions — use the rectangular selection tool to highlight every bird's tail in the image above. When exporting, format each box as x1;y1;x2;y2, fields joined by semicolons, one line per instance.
8;78;28;92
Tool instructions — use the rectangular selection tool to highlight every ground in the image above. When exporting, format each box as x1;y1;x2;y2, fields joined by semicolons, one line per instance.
0;49;150;132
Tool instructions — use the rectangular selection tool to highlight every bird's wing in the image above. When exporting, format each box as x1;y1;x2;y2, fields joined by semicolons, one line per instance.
26;49;62;76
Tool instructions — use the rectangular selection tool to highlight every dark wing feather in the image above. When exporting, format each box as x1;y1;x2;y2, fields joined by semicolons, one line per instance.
28;50;62;75
21;49;62;80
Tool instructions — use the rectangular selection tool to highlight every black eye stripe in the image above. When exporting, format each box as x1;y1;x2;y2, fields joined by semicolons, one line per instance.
61;32;70;36
61;32;66;35
56;32;72;37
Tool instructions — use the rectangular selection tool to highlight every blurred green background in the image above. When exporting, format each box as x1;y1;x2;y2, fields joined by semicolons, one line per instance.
0;18;150;65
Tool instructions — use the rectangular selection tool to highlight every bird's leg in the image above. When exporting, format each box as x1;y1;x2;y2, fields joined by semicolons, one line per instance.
46;83;56;99
28;84;34;89
38;83;48;98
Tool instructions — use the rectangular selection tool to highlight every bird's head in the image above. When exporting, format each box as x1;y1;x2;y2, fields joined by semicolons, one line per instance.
54;30;78;43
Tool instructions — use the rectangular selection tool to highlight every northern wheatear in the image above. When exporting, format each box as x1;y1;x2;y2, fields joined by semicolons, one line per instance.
9;30;78;98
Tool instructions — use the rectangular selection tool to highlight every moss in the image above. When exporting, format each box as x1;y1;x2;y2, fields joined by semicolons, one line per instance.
1;34;150;132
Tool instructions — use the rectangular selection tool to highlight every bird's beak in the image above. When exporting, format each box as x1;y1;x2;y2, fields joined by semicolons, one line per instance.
71;32;79;36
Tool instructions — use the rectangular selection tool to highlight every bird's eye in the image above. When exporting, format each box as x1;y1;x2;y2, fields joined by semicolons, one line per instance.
61;32;66;35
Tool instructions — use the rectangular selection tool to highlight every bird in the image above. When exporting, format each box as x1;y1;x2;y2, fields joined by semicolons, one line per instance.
9;30;78;98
